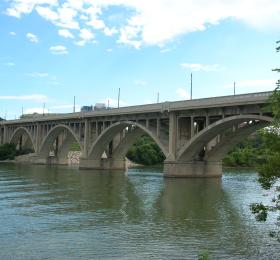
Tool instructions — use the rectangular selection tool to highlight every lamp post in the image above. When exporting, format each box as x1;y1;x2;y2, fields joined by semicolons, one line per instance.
118;88;120;109
190;73;193;100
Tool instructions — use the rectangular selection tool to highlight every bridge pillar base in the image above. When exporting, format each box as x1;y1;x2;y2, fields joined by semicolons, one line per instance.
32;156;68;165
79;158;127;170
163;160;222;178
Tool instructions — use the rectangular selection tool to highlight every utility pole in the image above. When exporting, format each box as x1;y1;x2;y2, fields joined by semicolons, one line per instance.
234;81;236;95
118;88;120;109
43;103;45;116
73;96;76;113
21;107;23;117
190;73;193;100
5;110;7;120
157;92;159;103
107;99;109;109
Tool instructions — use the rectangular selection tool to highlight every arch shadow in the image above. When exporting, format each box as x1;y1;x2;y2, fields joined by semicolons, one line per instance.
9;127;35;151
177;114;273;161
88;121;168;160
38;124;83;158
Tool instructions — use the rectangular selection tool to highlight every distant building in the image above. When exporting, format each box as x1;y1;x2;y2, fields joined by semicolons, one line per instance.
80;106;93;112
81;103;107;112
94;103;106;111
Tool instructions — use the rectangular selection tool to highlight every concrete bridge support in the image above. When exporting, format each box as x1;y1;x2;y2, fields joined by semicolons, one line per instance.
80;158;127;170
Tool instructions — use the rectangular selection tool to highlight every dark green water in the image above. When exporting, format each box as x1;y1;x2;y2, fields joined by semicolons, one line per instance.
0;164;279;259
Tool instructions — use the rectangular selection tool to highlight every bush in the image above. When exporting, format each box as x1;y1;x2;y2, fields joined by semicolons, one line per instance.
223;132;267;167
0;143;17;160
126;135;165;165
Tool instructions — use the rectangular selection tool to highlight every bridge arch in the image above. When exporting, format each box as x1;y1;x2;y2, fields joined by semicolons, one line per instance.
88;121;168;160
112;127;145;160
9;127;35;152
38;124;83;159
205;121;268;162
177;114;273;162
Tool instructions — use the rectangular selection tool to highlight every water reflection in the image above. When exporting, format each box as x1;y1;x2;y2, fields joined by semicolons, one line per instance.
156;178;222;220
0;164;279;259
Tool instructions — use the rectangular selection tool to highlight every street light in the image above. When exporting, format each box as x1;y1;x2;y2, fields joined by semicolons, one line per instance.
190;73;193;100
118;88;120;109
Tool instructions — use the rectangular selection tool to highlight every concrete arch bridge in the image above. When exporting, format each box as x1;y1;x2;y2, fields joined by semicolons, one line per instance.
0;91;273;177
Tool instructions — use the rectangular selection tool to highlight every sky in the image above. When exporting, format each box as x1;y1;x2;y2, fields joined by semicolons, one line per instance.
0;0;279;119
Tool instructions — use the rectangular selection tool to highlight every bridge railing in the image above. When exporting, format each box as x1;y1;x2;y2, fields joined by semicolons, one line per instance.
0;91;273;125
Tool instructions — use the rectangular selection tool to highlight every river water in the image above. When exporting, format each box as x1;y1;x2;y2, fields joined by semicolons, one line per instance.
0;164;279;259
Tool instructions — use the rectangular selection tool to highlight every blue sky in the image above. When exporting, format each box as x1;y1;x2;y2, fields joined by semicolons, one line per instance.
0;0;279;119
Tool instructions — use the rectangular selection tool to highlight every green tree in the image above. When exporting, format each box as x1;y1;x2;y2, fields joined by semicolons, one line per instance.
126;135;165;165
0;143;17;160
250;41;280;241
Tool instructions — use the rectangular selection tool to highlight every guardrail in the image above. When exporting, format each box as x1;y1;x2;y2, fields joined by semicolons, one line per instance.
0;91;273;125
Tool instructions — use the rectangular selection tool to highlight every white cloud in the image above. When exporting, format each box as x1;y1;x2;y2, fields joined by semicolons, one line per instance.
9;31;16;36
176;88;190;99
0;94;47;102
104;27;118;36
26;32;39;43
50;80;64;86
3;62;15;66
58;29;74;38
56;5;79;29
6;0;57;18
86;18;105;29
181;63;223;72
133;79;148;86
118;25;141;49
106;48;113;52
27;72;49;77
36;6;58;21
80;14;88;21
80;28;93;39
160;48;171;53
75;28;94;46
49;45;68;55
36;4;80;29
6;1;280;48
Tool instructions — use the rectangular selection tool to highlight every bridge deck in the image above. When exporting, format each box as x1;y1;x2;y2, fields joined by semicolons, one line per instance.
1;91;272;125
